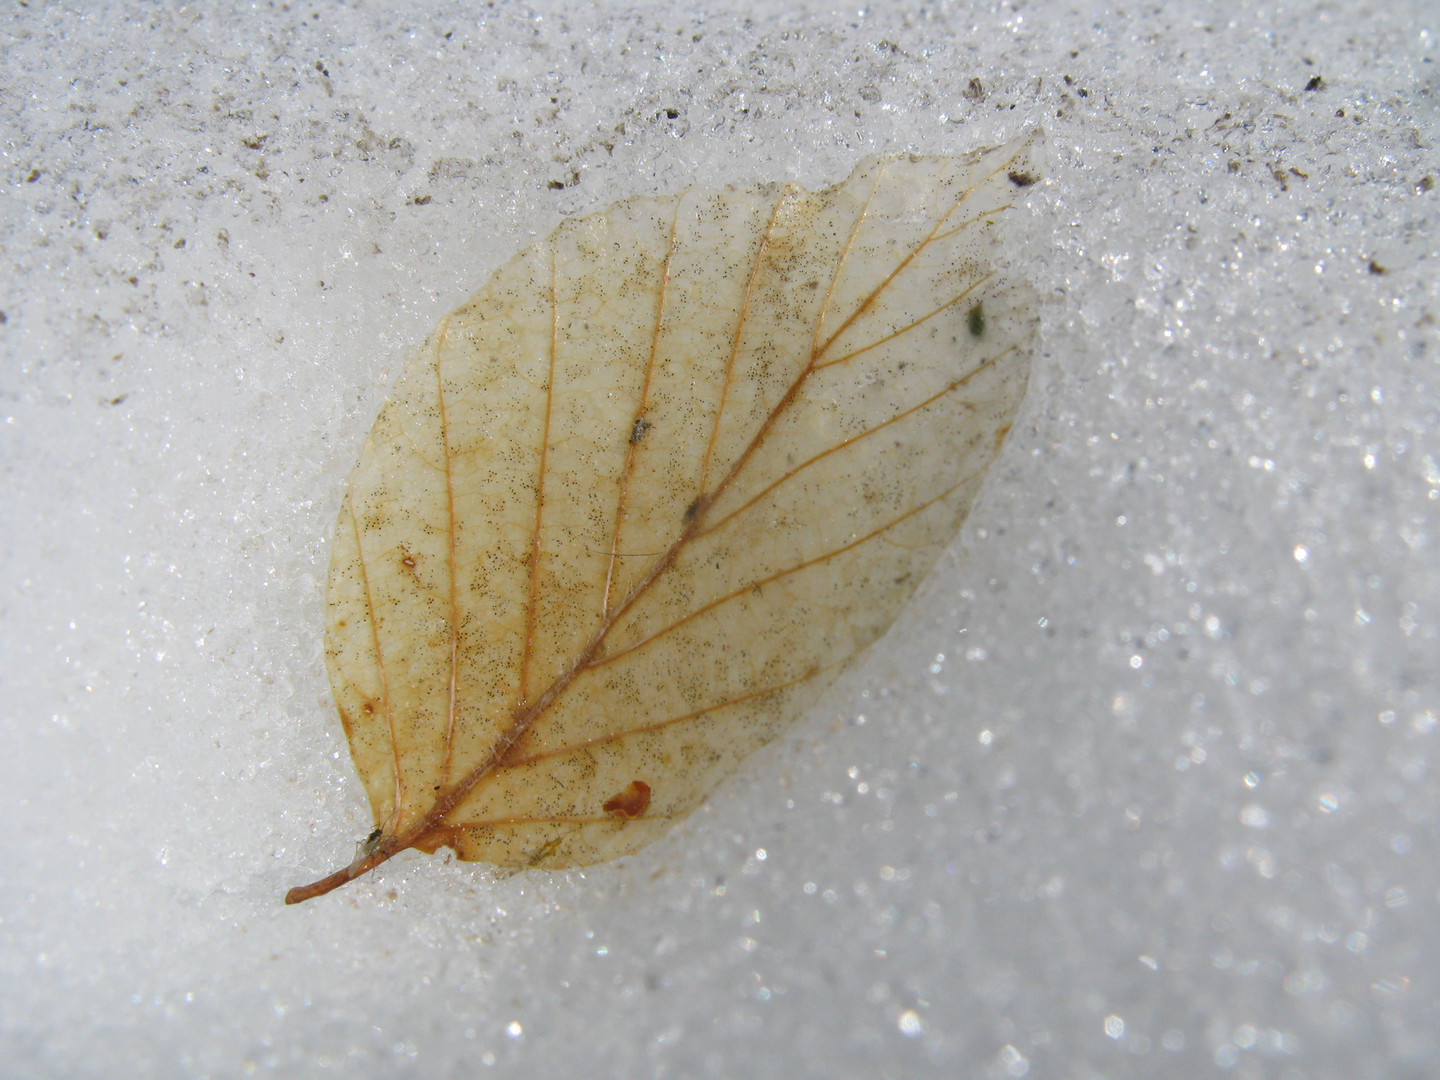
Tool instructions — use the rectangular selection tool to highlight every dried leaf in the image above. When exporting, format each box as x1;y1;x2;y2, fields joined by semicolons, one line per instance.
287;138;1041;903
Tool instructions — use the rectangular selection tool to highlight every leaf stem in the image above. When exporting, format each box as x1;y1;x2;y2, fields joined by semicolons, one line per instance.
285;825;432;904
285;849;391;904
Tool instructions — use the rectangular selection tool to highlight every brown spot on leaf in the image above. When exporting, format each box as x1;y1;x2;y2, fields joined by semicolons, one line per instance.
603;780;652;820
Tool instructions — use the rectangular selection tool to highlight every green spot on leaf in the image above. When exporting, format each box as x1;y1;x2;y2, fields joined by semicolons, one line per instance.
967;302;986;339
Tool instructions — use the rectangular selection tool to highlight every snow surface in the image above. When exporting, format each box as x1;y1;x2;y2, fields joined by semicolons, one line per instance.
2;2;1437;1077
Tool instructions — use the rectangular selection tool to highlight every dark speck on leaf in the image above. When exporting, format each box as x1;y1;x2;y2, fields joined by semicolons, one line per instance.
683;498;701;523
1007;170;1038;188
1304;75;1325;91
967;303;986;338
630;417;653;444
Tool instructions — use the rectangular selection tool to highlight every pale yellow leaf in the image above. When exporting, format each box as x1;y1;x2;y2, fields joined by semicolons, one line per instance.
287;137;1041;903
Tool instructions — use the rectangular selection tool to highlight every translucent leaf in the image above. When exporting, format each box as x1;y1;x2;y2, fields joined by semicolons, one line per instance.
287;138;1041;903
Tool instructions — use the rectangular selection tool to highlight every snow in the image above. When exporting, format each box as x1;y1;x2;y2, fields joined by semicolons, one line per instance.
2;2;1436;1077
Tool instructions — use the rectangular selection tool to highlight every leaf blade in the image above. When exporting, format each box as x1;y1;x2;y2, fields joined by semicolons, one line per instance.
290;137;1041;901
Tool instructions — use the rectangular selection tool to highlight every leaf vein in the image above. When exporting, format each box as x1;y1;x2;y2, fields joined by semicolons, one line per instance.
434;318;463;786
518;243;560;707
815;271;995;371
591;475;976;670
814;148;1030;365
698;187;794;494
498;666;825;772
347;495;404;820
602;196;683;618
698;341;1020;541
